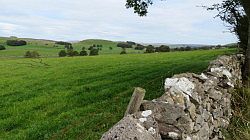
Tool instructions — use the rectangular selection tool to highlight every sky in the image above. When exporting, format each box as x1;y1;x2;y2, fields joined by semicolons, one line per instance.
0;0;238;45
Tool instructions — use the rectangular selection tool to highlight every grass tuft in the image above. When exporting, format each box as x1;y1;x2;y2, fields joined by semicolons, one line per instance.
224;88;250;140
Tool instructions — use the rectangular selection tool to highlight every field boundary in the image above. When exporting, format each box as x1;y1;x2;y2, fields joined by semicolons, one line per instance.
102;54;244;140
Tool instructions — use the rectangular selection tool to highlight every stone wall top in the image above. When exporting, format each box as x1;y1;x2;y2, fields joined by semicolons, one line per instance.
101;54;243;140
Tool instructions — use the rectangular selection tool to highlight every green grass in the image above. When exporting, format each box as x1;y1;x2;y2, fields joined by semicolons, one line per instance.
224;88;250;140
73;39;143;55
0;37;62;58
0;48;236;140
0;38;143;58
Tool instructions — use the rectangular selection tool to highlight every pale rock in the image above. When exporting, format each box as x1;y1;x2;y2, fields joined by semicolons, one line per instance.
142;110;152;117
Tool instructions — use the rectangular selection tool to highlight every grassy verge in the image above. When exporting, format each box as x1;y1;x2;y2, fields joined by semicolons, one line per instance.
224;88;250;140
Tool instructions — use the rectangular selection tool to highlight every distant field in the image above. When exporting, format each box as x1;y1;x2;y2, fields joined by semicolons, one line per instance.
0;38;143;58
0;49;235;139
74;39;143;55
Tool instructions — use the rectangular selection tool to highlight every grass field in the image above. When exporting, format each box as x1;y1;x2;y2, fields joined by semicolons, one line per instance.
0;48;235;140
0;38;143;58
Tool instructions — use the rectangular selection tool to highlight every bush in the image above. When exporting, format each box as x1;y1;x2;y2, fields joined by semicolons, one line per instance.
89;49;99;56
0;45;6;50
65;44;73;50
72;51;79;56
67;50;79;57
7;40;27;46
135;44;145;50
145;45;155;53
117;42;132;48
155;45;170;52
96;44;103;48
55;41;72;46
24;51;40;58
120;48;127;55
88;46;94;50
79;50;88;56
58;50;67;57
185;46;192;51
109;47;113;50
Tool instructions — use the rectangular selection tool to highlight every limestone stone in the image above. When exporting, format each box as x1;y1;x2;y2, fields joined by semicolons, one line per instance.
101;115;159;140
102;55;243;140
187;103;196;120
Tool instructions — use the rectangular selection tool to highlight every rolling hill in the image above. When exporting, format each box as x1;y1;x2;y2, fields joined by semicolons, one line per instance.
0;37;145;58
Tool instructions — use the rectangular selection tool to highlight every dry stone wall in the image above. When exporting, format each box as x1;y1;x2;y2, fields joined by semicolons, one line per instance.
101;55;243;140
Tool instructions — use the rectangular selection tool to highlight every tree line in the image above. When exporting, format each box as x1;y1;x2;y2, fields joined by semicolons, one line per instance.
58;43;101;57
117;41;236;54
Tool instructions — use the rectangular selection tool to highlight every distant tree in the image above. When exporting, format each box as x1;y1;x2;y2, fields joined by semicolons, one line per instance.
179;47;185;51
24;51;32;58
96;45;102;50
200;46;211;50
79;50;88;56
72;51;79;56
215;45;222;49
89;49;99;56
7;40;27;46
172;48;179;52
145;45;155;53
69;45;73;50
135;44;145;50
0;45;6;50
185;46;192;51
117;42;133;48
126;41;136;45
96;44;103;48
88;46;94;50
65;44;73;50
58;50;67;57
55;41;72;46
155;45;170;52
24;51;40;58
109;47;113;50
82;47;86;51
67;50;74;57
67;50;79;57
120;48;127;54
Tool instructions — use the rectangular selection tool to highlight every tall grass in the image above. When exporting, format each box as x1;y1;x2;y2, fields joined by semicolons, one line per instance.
224;88;250;140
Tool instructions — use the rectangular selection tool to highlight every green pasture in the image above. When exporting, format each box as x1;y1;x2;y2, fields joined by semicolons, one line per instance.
0;49;235;139
0;38;143;58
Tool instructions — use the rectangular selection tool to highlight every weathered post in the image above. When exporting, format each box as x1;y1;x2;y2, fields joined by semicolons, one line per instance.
124;87;146;116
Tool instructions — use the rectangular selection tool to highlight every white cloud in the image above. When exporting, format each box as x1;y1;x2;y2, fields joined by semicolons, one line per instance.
0;0;237;44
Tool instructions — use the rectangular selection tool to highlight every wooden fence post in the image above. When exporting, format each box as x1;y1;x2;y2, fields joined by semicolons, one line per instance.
124;87;146;116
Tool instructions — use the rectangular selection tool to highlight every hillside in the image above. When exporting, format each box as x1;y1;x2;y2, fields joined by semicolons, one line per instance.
0;49;235;139
0;37;62;58
74;39;146;55
0;37;145;58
